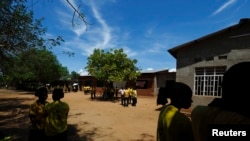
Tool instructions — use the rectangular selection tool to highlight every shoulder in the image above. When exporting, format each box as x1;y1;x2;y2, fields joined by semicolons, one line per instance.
192;105;250;124
60;101;70;109
191;105;209;117
62;101;69;106
191;105;210;123
159;105;178;115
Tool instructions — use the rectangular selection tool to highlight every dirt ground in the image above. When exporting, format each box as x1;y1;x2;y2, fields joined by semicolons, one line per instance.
0;89;192;141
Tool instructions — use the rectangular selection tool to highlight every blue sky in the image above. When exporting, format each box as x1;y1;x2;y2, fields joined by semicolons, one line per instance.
29;0;250;75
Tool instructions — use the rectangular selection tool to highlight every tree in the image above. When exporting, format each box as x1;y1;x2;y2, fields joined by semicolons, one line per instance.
70;71;80;82
1;0;41;60
3;49;69;90
0;0;68;88
0;0;64;70
0;0;90;88
85;48;141;87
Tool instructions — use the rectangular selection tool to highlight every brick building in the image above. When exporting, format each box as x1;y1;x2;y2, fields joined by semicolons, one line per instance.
78;69;176;96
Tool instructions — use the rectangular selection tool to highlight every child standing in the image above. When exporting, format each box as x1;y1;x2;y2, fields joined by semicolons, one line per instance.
28;87;49;141
45;88;70;141
157;82;194;141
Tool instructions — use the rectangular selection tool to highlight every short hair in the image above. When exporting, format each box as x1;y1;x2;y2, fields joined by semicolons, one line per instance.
170;82;192;100
210;62;250;117
222;62;250;100
52;88;64;99
35;87;48;97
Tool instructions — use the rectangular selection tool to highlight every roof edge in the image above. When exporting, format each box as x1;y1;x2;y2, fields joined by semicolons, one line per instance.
168;18;250;58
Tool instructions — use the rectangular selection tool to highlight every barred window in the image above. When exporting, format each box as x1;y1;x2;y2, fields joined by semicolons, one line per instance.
194;66;226;97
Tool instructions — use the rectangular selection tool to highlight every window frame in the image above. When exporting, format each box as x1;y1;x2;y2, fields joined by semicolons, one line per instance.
194;66;226;97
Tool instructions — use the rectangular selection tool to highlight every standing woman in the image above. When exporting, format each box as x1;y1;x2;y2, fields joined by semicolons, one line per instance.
28;87;49;141
45;88;70;141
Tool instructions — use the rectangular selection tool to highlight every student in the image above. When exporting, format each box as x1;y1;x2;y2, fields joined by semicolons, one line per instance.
28;87;49;141
191;62;250;141
157;82;194;141
131;87;137;106
91;85;96;100
119;87;125;105
45;88;70;141
123;88;130;106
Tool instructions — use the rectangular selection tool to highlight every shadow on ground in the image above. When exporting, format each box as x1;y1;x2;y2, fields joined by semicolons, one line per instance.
0;91;93;141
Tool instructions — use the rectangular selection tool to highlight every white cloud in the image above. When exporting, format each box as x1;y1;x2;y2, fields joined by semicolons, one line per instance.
90;1;111;47
212;0;236;16
53;0;175;72
54;0;114;58
55;4;87;37
78;69;89;76
122;47;137;57
147;68;153;71
169;68;176;72
147;43;166;54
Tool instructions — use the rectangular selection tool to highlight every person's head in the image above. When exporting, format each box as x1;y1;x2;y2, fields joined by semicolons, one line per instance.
52;88;64;101
169;82;193;109
221;62;250;104
35;87;48;102
157;87;168;105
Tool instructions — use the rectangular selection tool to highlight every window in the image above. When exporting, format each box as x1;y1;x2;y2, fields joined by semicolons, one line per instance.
136;80;148;89
194;66;226;97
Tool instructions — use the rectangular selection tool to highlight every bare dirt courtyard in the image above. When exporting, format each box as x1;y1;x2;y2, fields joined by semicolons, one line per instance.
0;89;192;141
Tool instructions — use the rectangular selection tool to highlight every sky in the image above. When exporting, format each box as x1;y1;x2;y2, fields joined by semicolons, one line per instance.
28;0;250;75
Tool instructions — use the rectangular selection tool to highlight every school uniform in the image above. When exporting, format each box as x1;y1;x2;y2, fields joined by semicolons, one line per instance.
157;105;194;141
28;100;49;141
45;100;69;141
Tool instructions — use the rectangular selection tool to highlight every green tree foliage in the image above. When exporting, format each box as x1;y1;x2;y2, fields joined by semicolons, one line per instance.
70;71;80;82
85;48;141;84
0;0;68;89
3;49;69;90
0;0;64;67
1;0;44;62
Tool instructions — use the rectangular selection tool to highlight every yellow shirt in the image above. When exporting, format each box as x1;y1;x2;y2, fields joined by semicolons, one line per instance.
29;101;49;130
132;90;137;98
157;105;194;141
45;100;69;136
124;89;129;98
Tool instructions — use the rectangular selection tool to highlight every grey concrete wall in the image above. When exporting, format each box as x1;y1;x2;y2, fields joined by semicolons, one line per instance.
174;22;250;107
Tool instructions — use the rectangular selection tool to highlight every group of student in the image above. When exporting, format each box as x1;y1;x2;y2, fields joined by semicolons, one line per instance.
28;87;69;141
119;87;137;106
157;62;250;141
28;62;250;141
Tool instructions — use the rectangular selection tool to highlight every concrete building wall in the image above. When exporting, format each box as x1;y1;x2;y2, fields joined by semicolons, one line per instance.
170;19;250;107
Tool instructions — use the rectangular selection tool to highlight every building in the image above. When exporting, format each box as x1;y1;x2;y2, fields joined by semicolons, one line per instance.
136;69;176;96
78;69;176;96
168;18;250;107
